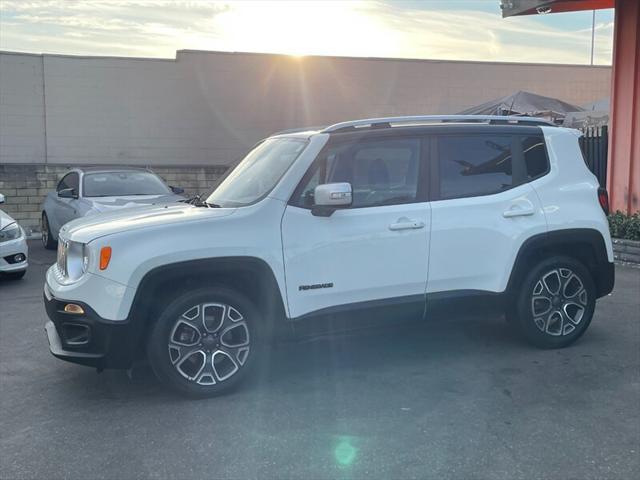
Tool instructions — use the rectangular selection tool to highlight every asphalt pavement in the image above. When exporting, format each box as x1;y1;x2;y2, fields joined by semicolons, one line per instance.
1;241;639;479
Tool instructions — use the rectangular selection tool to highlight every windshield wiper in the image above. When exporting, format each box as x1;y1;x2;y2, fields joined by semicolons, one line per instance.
180;194;204;206
180;194;221;208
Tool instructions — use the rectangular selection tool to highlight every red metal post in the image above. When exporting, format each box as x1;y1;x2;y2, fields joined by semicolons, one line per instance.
607;0;640;214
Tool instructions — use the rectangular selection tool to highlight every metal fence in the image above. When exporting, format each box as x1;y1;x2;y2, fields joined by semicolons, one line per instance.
578;125;608;187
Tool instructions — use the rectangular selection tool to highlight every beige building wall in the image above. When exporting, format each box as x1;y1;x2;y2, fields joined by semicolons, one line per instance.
1;50;611;168
0;53;46;164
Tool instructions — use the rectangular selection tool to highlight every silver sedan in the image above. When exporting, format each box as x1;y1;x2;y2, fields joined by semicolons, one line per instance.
41;167;185;249
0;193;29;280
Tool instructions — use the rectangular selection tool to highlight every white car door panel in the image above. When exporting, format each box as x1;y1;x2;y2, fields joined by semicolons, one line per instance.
428;184;546;294
281;203;431;318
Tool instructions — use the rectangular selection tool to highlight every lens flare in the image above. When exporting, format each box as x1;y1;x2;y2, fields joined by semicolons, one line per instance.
334;437;357;467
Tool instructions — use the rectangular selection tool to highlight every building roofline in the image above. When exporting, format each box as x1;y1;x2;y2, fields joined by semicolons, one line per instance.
0;48;612;69
0;50;176;62
176;49;612;69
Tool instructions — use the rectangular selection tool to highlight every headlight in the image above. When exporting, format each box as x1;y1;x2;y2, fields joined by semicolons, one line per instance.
83;245;90;273
0;222;22;243
57;239;88;282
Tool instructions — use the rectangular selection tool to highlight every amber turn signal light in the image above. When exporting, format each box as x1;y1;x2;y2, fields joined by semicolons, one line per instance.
100;246;112;270
63;303;85;314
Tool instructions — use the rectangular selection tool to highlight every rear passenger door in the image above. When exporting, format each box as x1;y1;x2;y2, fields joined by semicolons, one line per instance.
427;131;548;296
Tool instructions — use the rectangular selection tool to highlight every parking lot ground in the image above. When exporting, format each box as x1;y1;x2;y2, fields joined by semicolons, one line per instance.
1;240;639;480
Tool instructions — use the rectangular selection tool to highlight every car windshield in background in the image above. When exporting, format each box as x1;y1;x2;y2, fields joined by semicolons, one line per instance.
206;137;308;208
83;172;171;197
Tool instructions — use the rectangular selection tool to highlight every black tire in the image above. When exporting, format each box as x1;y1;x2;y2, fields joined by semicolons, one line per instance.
41;212;57;250
147;286;263;397
513;256;596;349
3;270;26;280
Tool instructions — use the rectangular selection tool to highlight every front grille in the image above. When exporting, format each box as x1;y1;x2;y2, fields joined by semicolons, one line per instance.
57;239;69;278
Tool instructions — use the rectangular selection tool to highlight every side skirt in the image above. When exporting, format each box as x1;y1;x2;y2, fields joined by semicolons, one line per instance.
286;290;508;338
289;295;425;338
426;290;507;319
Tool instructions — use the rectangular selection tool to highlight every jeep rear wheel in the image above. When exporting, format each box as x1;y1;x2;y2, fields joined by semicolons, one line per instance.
514;256;596;349
147;287;262;397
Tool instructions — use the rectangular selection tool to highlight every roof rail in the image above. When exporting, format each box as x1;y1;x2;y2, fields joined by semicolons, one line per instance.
271;126;325;136
321;115;556;133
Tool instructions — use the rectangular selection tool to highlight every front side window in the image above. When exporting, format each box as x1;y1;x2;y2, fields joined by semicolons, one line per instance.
294;137;420;208
437;135;513;199
57;173;79;193
83;171;171;197
207;138;307;208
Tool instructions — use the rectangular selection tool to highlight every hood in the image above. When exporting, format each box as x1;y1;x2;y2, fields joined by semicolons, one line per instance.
0;208;17;230
88;194;183;213
61;203;236;244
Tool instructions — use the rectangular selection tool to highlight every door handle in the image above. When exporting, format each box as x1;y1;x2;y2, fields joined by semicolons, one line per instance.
503;206;535;218
389;220;425;231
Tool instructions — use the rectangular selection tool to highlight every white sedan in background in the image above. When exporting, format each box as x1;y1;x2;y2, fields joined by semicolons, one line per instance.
0;193;28;280
41;167;185;250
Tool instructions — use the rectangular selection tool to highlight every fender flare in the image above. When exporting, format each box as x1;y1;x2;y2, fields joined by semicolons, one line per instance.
123;256;288;357
506;228;614;299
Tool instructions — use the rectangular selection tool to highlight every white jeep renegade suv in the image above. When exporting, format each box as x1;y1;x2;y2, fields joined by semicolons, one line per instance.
44;115;615;397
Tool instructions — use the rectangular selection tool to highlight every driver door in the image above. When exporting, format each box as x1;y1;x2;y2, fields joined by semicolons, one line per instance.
281;135;431;320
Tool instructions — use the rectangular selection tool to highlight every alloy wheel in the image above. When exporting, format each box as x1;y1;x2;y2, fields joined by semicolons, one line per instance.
530;268;588;336
167;303;250;385
41;215;49;247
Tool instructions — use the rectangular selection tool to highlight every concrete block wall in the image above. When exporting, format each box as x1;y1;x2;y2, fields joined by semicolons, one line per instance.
0;164;227;235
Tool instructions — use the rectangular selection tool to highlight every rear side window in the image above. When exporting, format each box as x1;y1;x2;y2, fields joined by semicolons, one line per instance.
437;135;513;199
522;136;549;179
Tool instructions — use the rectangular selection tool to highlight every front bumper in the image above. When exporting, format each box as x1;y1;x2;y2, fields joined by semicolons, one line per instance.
0;236;28;273
44;285;140;369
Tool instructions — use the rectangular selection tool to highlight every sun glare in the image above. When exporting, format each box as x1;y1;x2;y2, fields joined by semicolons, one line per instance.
212;1;400;58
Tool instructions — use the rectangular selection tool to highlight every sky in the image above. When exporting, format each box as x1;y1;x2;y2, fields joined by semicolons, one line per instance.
0;0;614;65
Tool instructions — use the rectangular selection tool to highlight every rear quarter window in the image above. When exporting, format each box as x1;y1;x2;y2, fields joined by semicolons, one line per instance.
522;136;549;180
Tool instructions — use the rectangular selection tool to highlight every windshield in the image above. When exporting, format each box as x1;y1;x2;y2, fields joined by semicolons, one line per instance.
206;137;308;208
83;171;171;197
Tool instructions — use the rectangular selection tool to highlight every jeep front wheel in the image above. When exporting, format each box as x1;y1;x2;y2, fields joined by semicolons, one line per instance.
147;287;261;397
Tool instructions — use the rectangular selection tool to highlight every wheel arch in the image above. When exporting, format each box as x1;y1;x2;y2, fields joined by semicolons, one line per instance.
506;228;614;300
126;256;288;357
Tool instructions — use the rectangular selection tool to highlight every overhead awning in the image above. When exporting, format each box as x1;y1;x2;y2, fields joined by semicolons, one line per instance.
458;90;583;122
501;0;613;17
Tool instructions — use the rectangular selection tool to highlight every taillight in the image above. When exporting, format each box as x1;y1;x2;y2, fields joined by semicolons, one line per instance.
598;187;609;215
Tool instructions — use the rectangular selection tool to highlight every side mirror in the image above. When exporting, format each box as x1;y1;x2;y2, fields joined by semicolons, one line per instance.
170;185;185;194
58;188;78;199
311;182;352;217
0;193;5;204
